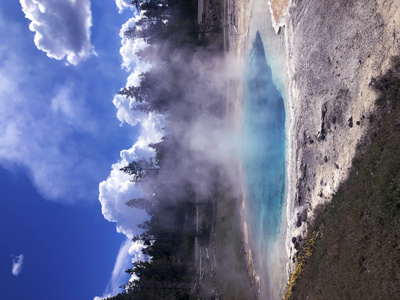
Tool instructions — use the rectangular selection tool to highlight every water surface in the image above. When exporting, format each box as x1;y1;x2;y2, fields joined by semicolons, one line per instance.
242;31;286;299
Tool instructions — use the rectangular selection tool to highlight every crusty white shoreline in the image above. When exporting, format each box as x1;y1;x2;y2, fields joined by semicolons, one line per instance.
278;0;298;276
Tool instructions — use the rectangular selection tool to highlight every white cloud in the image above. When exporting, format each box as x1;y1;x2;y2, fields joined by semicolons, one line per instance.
115;0;135;13
93;296;110;300
128;241;147;262
12;254;24;276
105;239;131;296
99;158;147;238
98;84;166;297
99;111;165;237
99;14;165;236
0;35;101;202
20;0;96;65
97;9;169;298
50;84;97;132
93;238;147;300
113;94;142;127
51;88;76;119
119;16;149;71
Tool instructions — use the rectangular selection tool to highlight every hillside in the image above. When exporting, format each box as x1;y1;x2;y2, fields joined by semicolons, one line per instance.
288;57;400;300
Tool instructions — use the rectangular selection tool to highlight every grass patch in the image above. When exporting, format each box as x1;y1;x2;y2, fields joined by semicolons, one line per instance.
283;230;323;300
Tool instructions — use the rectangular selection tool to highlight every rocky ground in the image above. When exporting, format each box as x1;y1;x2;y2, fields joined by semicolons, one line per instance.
284;0;400;271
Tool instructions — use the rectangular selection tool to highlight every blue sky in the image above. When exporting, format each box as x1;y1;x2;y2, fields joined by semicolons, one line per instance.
0;0;164;299
0;166;129;300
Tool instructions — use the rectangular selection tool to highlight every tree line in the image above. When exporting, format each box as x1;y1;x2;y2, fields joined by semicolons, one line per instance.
106;0;224;299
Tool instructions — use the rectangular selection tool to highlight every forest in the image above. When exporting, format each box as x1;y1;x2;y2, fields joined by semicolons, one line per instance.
106;0;225;299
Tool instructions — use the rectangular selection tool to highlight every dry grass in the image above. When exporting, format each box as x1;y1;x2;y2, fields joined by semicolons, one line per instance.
270;0;289;23
283;231;323;300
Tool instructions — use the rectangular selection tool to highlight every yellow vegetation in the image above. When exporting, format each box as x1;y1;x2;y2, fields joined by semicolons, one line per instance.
270;0;289;23
283;230;323;300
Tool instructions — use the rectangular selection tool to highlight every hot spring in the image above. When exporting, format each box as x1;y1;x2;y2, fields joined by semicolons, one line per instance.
242;31;286;299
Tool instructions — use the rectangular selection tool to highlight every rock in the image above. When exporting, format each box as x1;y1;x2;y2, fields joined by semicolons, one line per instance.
297;194;302;205
294;242;300;250
303;131;315;145
356;121;361;125
317;128;326;141
324;156;328;162
292;237;297;243
368;77;377;87
300;163;307;179
321;103;327;120
348;116;353;127
296;213;302;227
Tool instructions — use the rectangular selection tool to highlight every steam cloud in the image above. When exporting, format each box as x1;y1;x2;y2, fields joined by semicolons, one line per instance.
98;8;246;299
99;22;244;238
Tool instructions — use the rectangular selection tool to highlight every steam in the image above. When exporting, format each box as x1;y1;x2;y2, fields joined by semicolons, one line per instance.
100;11;246;234
98;8;247;298
99;51;244;231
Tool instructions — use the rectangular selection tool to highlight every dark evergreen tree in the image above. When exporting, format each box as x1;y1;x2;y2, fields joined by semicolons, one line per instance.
120;158;157;182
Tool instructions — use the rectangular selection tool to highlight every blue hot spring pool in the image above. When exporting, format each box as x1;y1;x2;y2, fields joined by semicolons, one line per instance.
242;31;286;295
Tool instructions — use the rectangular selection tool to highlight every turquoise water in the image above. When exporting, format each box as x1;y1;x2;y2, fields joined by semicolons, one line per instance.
242;31;286;293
